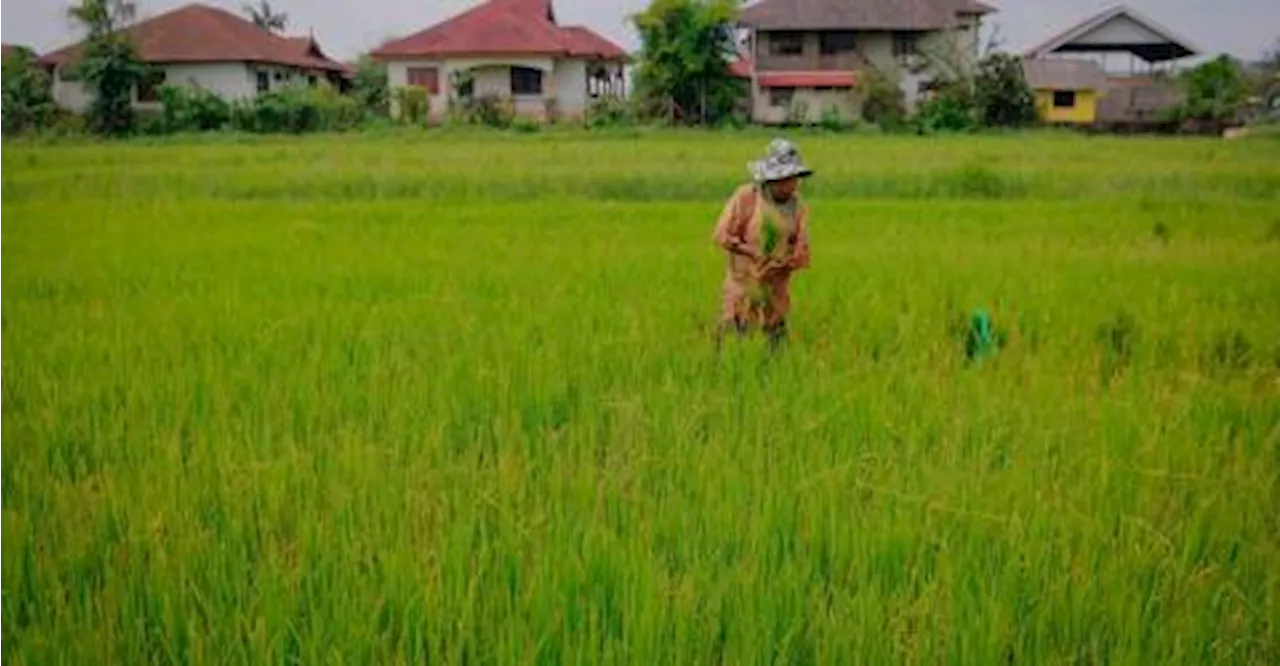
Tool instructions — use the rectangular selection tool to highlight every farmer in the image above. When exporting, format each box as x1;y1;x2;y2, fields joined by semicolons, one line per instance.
712;138;813;352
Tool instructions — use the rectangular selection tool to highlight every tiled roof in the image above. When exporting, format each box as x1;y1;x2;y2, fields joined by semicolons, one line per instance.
39;3;345;71
740;0;996;30
371;0;627;61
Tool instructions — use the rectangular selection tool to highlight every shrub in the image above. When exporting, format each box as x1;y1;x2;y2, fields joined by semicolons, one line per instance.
856;69;906;129
159;85;231;132
392;85;429;125
819;104;847;131
915;95;978;134
585;96;635;129
229;85;364;134
2;47;57;135
455;93;515;129
973;53;1037;128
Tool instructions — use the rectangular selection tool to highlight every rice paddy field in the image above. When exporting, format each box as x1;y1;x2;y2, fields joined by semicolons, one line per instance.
3;129;1279;664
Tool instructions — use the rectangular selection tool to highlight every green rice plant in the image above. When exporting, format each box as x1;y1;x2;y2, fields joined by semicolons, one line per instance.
2;130;1278;664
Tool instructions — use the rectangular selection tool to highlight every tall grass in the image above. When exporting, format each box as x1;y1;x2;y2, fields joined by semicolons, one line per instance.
3;131;1278;664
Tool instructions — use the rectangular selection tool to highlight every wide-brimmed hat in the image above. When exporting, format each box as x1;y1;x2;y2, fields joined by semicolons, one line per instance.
748;138;814;183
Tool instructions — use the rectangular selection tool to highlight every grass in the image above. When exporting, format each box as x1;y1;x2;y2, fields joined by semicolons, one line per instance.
3;130;1279;664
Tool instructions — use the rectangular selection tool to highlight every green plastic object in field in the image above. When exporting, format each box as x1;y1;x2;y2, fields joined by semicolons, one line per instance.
965;309;998;363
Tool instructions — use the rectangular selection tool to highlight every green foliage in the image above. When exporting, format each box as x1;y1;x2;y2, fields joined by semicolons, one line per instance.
2;47;57;134
452;93;515;129
856;68;906;129
350;55;389;117
67;0;146;136
158;85;231;132
391;85;429;125
629;0;746;125
1172;55;1252;124
819;104;847;131
916;81;972;135
973;53;1037;128
230;85;363;134
585;96;636;128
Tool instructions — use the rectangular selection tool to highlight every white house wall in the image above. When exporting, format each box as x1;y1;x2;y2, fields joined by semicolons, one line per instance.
387;56;554;118
554;58;588;116
163;62;256;101
752;87;858;125
50;61;335;112
386;55;599;120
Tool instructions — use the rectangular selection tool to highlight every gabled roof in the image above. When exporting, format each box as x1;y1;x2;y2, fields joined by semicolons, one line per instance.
38;3;345;71
371;0;627;61
1023;5;1199;62
739;0;995;31
1021;58;1109;91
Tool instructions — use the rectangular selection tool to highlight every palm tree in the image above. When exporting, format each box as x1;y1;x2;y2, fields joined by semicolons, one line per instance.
68;0;136;38
243;0;287;32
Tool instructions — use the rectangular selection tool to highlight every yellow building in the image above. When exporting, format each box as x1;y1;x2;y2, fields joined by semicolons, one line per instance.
1021;5;1200;128
1021;58;1108;124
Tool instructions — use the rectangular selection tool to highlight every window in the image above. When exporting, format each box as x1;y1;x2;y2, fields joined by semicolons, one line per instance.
769;87;795;108
406;66;439;94
58;66;80;82
136;70;166;103
510;66;543;96
769;32;804;56
892;32;918;58
819;31;856;55
1053;90;1076;108
256;71;270;93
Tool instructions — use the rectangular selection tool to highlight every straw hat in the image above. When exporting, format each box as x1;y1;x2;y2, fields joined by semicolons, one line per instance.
748;138;814;183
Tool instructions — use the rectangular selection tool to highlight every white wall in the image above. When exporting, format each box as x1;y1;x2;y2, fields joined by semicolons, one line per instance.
752;87;858;125
49;61;337;112
385;56;599;121
554;58;588;117
386;56;555;119
164;62;256;101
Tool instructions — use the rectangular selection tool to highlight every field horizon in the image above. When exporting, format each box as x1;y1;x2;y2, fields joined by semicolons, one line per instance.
3;130;1278;664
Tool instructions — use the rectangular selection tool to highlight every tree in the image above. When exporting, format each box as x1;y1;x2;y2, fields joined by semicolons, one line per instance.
243;0;287;32
2;46;57;134
351;54;389;117
972;53;1036;128
68;0;147;135
629;0;745;125
1263;37;1280;72
1173;55;1251;125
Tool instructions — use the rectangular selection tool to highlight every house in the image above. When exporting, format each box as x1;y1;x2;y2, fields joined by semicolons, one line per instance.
1021;58;1109;124
370;0;629;122
734;0;996;124
1022;5;1199;128
38;3;348;112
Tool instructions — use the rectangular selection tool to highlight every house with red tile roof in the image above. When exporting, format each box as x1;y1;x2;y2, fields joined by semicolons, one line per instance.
734;0;996;124
38;3;347;112
370;0;629;122
2;43;34;59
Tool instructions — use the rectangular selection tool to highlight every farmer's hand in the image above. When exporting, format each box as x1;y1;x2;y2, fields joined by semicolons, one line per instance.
758;256;789;278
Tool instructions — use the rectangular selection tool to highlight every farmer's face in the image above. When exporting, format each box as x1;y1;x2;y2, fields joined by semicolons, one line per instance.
769;177;798;201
